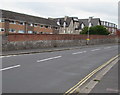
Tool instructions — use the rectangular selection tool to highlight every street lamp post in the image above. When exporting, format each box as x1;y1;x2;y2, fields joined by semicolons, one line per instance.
87;16;94;45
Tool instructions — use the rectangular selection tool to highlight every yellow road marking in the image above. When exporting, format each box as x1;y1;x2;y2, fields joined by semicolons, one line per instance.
64;54;119;95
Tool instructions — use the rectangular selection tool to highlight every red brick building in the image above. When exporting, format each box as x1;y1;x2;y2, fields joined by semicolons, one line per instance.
0;10;59;35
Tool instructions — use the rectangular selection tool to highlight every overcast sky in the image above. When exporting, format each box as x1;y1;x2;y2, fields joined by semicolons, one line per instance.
0;0;119;26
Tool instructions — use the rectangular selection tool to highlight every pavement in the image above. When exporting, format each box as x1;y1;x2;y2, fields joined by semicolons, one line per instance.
1;43;119;56
90;62;119;94
1;43;119;94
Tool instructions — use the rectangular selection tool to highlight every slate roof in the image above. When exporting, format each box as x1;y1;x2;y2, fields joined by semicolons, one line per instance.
54;17;79;27
0;9;58;26
79;18;101;27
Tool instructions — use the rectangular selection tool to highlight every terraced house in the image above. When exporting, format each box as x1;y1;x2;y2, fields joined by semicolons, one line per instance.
0;9;118;35
79;18;117;34
54;16;80;34
79;18;101;31
0;9;59;35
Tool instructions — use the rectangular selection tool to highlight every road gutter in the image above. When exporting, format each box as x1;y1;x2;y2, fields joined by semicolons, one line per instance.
64;54;119;95
79;57;119;93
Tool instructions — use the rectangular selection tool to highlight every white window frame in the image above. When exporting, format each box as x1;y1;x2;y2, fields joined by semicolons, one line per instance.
28;23;33;26
89;22;92;27
28;31;33;34
34;24;38;27
81;23;85;29
18;30;25;33
0;28;5;32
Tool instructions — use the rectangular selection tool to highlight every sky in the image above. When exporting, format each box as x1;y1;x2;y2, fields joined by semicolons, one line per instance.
0;0;119;27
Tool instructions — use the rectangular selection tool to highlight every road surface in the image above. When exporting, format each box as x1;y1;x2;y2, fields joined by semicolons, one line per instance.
1;44;119;93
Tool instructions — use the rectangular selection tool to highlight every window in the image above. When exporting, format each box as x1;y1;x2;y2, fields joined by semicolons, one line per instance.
101;22;104;25
40;32;43;34
81;23;85;29
109;23;112;27
18;30;25;33
28;23;33;26
0;19;5;23
112;24;114;27
36;32;40;34
53;27;57;30
28;31;33;34
33;31;37;34
89;23;92;27
19;22;25;25
55;27;58;30
0;28;5;32
40;25;44;27
34;24;38;27
9;20;16;24
45;26;49;28
75;24;78;28
9;29;16;33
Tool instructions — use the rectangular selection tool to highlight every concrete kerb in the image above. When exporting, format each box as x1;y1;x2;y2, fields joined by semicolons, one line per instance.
1;43;118;56
1;47;81;56
76;56;119;94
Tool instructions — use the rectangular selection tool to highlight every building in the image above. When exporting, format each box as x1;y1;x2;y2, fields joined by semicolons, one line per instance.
79;18;117;35
0;9;117;35
79;18;101;31
101;21;117;35
0;9;59;35
54;16;80;34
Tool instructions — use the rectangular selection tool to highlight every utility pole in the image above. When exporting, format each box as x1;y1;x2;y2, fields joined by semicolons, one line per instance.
87;16;94;45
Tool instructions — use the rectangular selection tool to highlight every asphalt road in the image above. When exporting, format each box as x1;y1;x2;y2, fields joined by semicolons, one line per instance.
1;44;119;93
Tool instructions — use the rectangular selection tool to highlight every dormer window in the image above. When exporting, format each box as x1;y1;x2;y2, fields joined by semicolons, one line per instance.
0;28;5;32
89;23;93;27
19;22;25;25
45;26;49;28
10;20;16;24
97;22;100;25
57;19;60;26
81;23;85;29
63;22;66;27
34;24;38;27
40;25;44;27
28;23;33;26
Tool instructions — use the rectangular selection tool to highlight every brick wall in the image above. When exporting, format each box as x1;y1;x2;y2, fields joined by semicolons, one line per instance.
2;34;119;51
7;33;117;42
116;30;120;35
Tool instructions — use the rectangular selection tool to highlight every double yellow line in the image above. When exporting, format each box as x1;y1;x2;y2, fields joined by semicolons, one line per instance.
64;54;119;95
